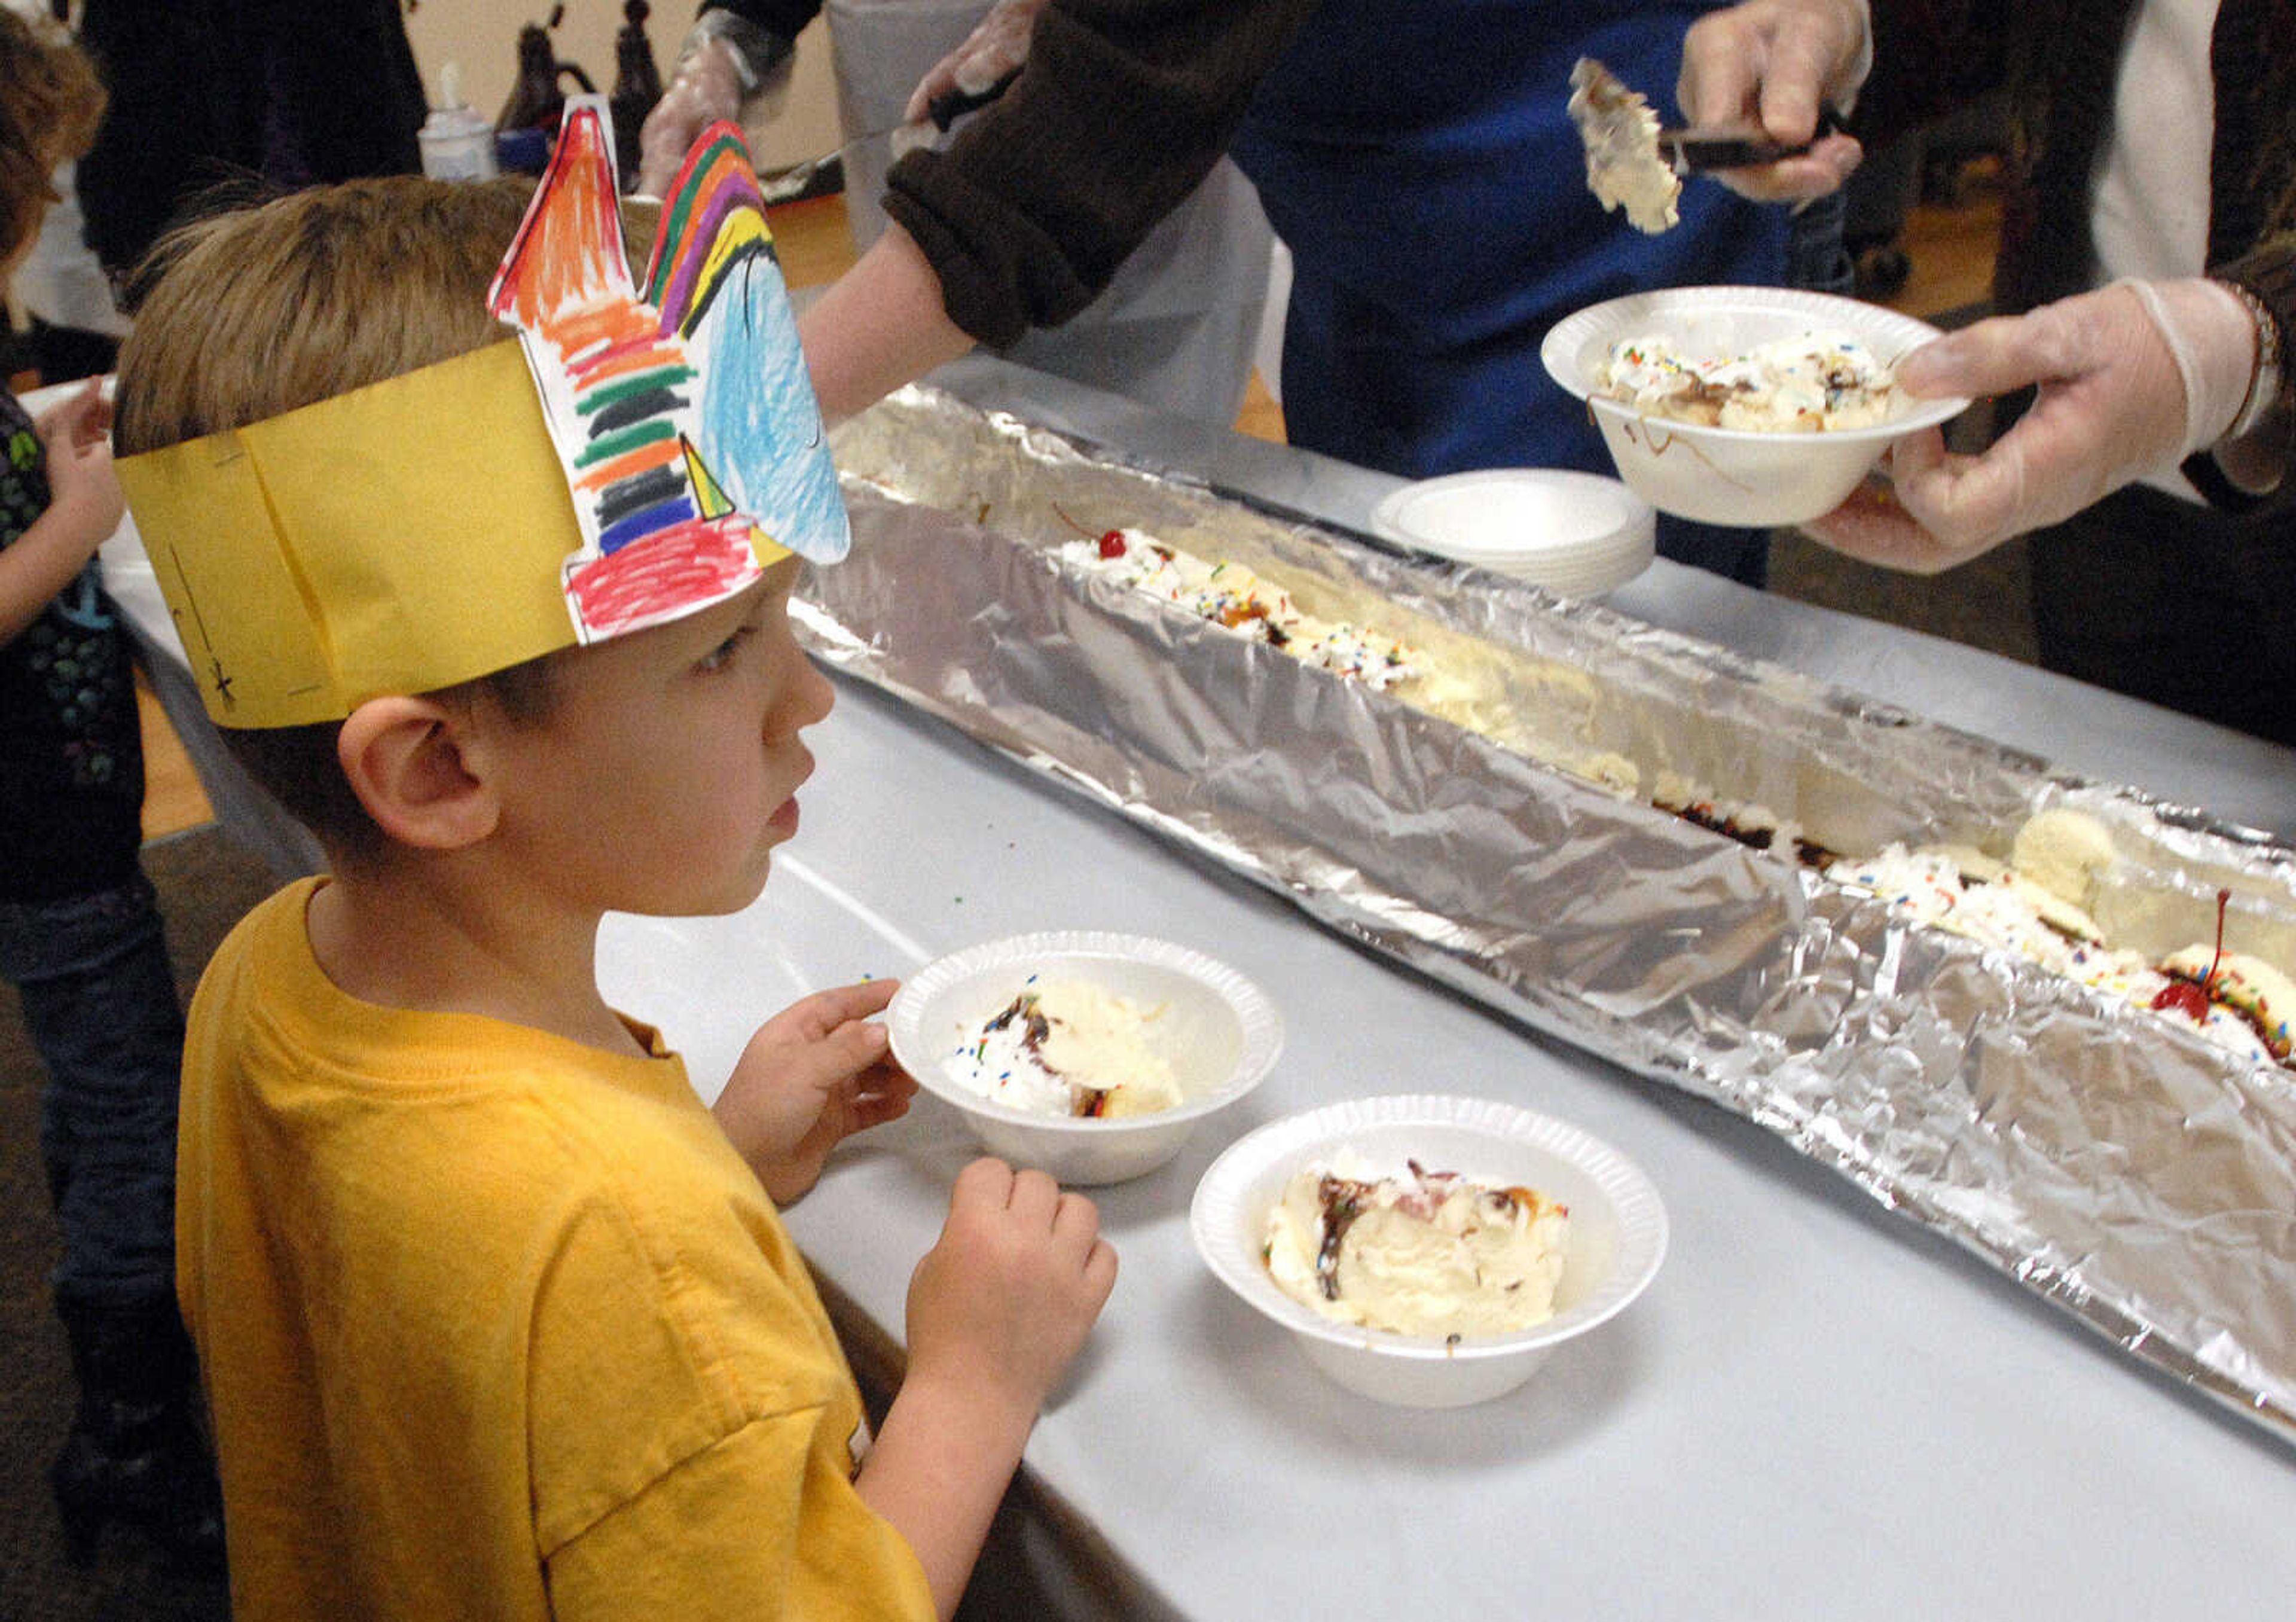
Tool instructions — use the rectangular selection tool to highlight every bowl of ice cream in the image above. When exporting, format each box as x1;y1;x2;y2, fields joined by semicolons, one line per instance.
888;931;1283;1185
1540;285;1971;526
1369;468;1656;598
1190;1093;1667;1407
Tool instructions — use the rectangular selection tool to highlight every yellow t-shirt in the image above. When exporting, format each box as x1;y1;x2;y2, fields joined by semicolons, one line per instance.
177;879;935;1622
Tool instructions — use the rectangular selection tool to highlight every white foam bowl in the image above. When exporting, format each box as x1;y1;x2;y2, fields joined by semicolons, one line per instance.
1190;1094;1667;1408
887;932;1283;1185
1541;285;1970;527
1370;468;1656;597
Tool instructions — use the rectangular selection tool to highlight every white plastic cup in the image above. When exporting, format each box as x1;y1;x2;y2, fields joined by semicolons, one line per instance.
418;64;500;184
419;106;500;182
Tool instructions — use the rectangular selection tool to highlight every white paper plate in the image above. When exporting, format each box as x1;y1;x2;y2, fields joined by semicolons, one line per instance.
1370;468;1656;597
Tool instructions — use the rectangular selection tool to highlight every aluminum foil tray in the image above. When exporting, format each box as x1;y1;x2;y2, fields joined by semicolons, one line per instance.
803;385;2296;1446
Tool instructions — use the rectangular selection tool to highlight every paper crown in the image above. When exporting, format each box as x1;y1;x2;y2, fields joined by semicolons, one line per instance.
116;97;846;729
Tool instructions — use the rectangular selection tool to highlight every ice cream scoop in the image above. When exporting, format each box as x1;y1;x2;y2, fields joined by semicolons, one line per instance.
1568;56;1837;234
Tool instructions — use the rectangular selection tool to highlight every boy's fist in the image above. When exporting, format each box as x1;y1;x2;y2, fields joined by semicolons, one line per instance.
905;1158;1118;1426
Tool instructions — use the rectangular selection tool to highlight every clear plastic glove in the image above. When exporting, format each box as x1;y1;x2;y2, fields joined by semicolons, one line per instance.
1677;0;1870;202
1806;279;2258;572
903;0;1045;126
636;23;796;197
637;35;746;196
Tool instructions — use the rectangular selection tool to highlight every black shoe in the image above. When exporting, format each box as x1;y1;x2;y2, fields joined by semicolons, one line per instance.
50;1293;227;1575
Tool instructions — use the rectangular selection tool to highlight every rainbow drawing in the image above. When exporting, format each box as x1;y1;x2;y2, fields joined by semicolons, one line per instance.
487;97;846;642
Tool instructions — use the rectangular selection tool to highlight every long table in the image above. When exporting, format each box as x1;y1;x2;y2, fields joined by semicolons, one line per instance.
93;361;2296;1620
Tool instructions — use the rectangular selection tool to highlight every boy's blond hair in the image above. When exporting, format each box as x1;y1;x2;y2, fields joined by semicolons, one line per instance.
0;8;104;264
113;176;544;458
114;178;656;858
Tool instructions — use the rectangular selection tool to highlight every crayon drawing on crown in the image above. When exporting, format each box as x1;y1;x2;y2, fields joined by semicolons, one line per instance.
488;95;847;642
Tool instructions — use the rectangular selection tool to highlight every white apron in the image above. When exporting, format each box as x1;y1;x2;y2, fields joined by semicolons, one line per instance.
823;0;1272;426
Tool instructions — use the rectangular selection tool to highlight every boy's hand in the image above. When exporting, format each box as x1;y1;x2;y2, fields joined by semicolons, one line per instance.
903;1158;1118;1429
713;980;917;1206
33;381;123;548
858;1160;1115;1617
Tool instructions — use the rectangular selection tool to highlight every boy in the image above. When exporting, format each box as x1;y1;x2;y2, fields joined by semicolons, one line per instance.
0;6;224;1570
112;105;1115;1618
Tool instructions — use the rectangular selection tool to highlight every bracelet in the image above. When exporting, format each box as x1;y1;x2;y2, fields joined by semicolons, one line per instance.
2218;278;2285;442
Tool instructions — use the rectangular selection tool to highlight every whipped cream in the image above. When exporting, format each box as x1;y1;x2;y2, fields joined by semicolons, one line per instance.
1829;838;2285;1069
1061;530;1419;691
1264;1154;1570;1340
946;977;1184;1118
1599;330;1897;431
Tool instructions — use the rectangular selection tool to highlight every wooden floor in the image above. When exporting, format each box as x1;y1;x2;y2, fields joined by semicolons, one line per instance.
137;675;211;842
126;166;2003;843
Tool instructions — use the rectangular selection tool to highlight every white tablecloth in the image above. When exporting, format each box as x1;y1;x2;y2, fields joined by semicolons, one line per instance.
88;362;2296;1620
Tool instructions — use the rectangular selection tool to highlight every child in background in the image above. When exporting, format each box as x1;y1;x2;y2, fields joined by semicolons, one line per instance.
112;103;1115;1621
0;7;225;1572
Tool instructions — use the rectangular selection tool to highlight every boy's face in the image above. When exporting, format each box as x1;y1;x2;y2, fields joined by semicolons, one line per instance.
485;562;835;919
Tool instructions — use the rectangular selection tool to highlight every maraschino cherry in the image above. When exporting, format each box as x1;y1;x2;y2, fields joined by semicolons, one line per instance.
2152;888;2232;1022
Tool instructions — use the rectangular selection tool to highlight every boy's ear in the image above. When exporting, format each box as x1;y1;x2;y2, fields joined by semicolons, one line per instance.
337;697;500;852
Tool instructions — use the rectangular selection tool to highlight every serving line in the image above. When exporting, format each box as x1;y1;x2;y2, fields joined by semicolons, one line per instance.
80;361;2296;1619
600;672;2295;1622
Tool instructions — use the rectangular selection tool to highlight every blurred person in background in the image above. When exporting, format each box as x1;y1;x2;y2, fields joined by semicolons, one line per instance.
1;1;123;384
73;0;425;285
0;6;222;1572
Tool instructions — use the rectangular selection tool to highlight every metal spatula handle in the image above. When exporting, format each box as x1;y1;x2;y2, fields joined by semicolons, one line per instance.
757;66;1021;203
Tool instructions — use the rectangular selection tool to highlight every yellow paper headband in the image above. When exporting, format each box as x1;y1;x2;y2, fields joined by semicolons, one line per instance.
120;343;591;727
116;97;846;730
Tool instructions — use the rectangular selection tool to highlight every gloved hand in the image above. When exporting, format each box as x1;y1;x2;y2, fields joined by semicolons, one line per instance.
1806;279;2260;572
636;17;795;197
903;0;1045;127
1677;0;1870;202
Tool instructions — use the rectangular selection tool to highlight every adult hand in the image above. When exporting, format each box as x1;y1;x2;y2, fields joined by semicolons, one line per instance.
636;17;798;197
1806;279;2257;571
903;1157;1116;1425
1678;0;1870;202
34;380;123;545
636;36;745;197
903;0;1045;126
713;978;915;1205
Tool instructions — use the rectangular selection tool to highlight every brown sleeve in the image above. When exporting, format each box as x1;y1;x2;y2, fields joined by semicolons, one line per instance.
697;0;827;41
880;0;1320;347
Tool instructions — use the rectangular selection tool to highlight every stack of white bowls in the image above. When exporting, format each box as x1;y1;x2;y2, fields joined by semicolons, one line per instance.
1369;468;1656;598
